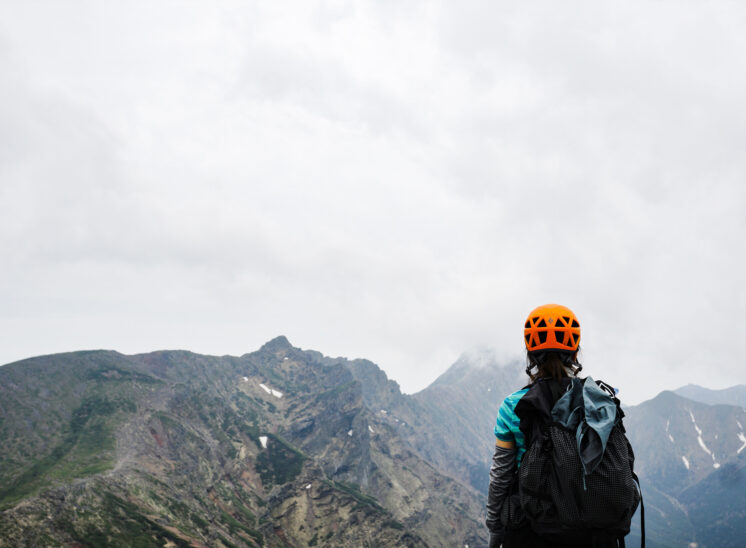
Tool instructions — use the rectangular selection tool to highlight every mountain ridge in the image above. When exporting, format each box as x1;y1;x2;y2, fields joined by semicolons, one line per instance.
0;338;487;547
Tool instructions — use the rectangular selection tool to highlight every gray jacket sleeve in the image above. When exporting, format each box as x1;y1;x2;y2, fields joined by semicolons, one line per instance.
485;443;517;532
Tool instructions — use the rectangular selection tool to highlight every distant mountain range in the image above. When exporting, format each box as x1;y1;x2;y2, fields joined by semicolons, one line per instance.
673;384;746;408
624;391;746;547
1;338;744;547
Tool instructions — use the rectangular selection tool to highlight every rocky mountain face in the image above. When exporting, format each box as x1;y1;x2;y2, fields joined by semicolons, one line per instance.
0;337;487;548
330;348;526;497
407;350;525;495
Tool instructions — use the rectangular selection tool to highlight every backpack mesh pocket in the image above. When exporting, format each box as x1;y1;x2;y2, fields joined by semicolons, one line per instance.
518;424;639;536
500;491;527;529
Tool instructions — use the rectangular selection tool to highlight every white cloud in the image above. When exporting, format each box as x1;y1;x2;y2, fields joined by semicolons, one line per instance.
0;1;744;404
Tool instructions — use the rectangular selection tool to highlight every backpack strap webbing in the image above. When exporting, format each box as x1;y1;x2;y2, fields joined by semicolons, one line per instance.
633;472;645;548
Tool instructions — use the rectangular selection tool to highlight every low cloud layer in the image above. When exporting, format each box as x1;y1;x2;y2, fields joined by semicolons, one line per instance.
1;1;744;404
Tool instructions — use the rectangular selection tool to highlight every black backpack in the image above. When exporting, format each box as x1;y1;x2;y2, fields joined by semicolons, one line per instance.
501;377;644;547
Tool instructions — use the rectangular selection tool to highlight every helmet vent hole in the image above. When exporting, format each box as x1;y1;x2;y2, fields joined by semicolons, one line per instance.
538;331;548;344
570;334;577;346
562;316;570;325
525;334;531;345
537;319;547;328
571;319;579;328
525;321;531;329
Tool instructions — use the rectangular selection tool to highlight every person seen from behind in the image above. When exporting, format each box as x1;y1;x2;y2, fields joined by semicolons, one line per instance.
485;304;641;548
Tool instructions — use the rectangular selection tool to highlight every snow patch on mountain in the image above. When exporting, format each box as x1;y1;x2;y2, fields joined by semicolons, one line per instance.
682;456;690;469
688;410;703;436
259;383;283;398
738;432;746;454
697;437;711;455
689;409;718;465
259;436;268;449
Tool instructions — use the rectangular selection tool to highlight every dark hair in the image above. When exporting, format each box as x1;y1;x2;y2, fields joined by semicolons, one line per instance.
525;349;583;382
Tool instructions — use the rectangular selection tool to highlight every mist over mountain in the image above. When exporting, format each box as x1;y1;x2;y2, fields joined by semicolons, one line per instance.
1;339;745;547
409;350;525;494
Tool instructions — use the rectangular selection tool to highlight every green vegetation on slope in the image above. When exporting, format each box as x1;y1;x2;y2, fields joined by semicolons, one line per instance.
256;434;307;487
55;491;192;548
326;480;384;511
0;396;131;506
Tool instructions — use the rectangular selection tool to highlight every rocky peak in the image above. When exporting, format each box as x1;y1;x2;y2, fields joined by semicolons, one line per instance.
343;358;403;411
258;335;293;354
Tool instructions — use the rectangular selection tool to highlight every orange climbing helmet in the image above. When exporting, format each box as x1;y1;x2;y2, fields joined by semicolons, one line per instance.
524;304;580;353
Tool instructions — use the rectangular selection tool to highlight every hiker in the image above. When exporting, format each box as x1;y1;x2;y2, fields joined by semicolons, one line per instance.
486;304;641;548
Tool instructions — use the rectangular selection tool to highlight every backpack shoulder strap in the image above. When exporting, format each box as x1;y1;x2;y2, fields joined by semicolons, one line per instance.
548;379;564;405
633;472;645;548
515;380;557;443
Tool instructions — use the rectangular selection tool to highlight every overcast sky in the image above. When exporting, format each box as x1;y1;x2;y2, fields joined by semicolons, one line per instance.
1;1;744;404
